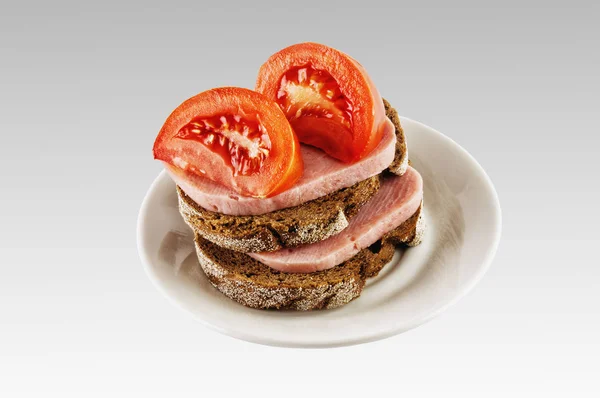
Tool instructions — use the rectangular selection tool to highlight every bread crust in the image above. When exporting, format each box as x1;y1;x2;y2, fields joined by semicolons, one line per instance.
383;99;409;176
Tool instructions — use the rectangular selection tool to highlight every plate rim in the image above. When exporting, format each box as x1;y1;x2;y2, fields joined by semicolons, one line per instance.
137;116;502;348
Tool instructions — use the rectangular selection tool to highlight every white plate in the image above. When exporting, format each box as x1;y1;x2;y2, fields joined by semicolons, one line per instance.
137;117;501;348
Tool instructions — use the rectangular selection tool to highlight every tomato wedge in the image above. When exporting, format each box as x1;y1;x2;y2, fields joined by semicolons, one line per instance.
255;42;387;163
153;87;303;198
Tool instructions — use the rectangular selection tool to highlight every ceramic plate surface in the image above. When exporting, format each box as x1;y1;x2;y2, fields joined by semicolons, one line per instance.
137;117;501;348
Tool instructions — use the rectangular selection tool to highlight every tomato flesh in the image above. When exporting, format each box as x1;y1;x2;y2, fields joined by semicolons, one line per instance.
256;42;387;163
176;114;271;177
278;65;353;130
153;87;303;198
277;65;356;160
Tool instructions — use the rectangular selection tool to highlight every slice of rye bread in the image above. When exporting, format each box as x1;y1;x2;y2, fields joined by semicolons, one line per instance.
191;203;424;311
384;98;409;176
177;100;409;253
178;175;380;253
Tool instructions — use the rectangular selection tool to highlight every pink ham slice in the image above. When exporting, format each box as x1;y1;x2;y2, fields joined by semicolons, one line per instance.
247;167;423;273
165;119;396;216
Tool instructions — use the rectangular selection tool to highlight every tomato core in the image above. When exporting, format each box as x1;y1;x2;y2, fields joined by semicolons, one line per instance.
277;64;353;133
175;114;272;176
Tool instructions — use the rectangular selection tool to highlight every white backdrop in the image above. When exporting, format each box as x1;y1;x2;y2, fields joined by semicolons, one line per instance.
0;1;598;396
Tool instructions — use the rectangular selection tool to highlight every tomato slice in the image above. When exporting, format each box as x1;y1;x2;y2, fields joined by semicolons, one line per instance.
255;42;387;163
153;87;303;198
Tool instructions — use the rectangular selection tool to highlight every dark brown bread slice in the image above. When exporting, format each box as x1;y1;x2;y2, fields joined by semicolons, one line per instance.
384;98;409;176
192;203;424;311
178;175;380;253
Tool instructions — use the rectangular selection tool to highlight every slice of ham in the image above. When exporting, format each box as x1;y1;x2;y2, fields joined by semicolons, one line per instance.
247;167;423;273
165;119;396;216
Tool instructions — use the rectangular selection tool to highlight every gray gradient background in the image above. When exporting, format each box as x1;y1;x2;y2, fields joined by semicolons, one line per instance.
0;0;598;396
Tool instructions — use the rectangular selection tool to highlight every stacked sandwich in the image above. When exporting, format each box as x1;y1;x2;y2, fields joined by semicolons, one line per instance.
153;43;424;310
